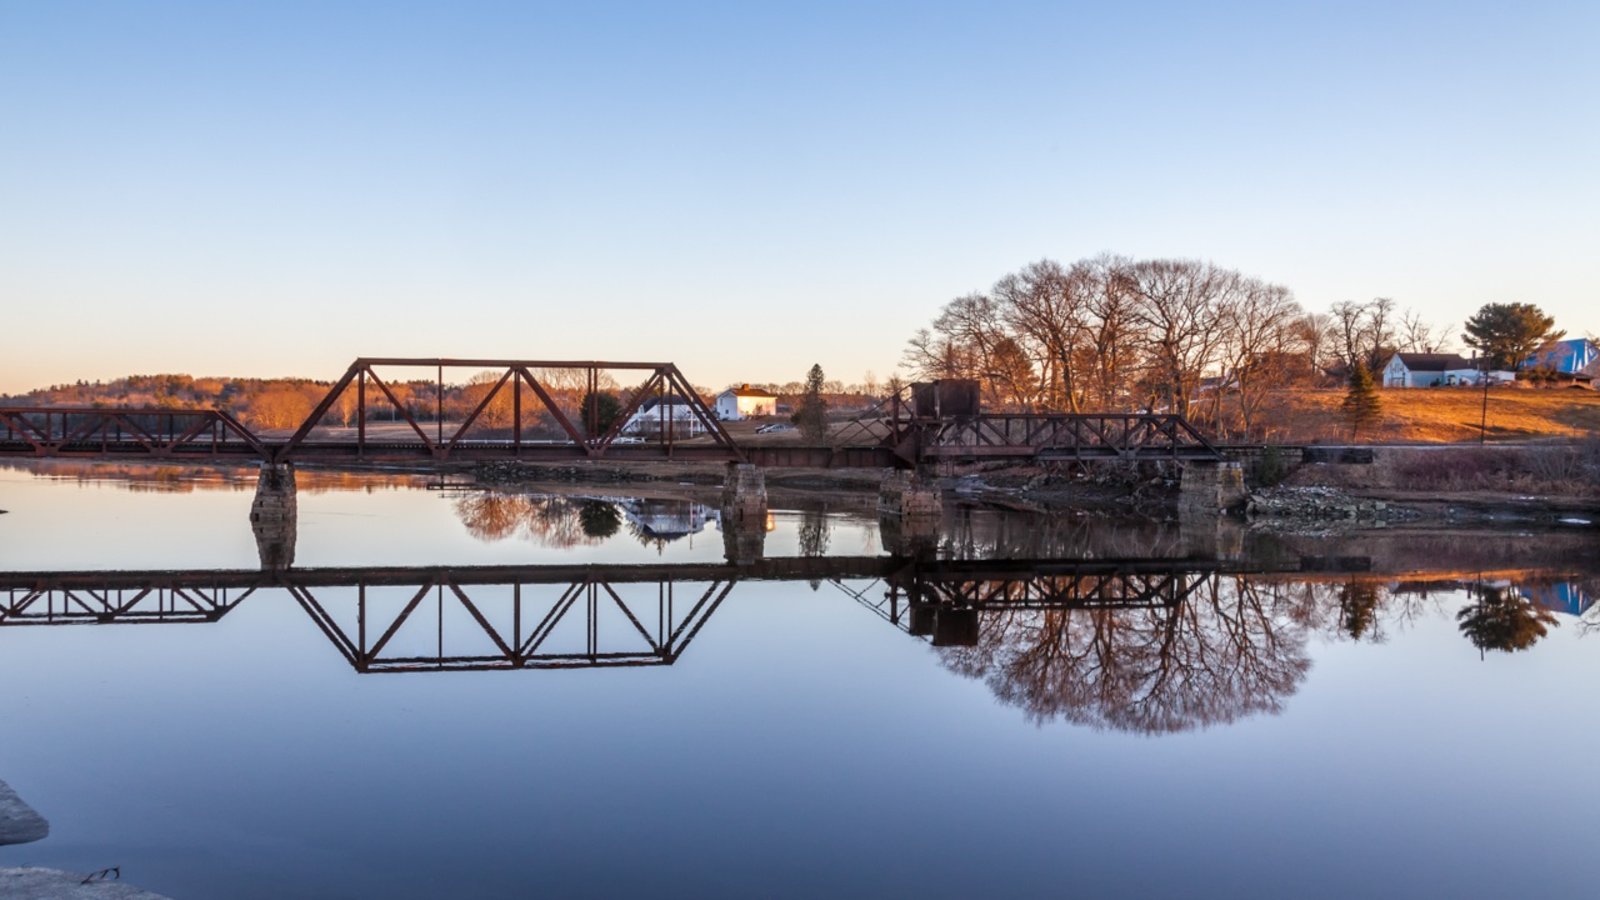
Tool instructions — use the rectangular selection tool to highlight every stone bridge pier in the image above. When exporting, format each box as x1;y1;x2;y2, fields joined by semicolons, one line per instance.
1178;460;1247;516
879;471;942;519
720;463;768;565
250;462;297;570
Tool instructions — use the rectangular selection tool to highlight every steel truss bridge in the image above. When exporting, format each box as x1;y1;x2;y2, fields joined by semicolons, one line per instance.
0;555;1375;672
0;358;1223;469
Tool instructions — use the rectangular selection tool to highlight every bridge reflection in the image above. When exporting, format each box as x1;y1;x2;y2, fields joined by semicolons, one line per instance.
2;557;1593;732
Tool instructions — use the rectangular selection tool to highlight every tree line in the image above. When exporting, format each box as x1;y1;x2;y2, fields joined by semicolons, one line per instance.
899;255;1574;437
5;367;886;435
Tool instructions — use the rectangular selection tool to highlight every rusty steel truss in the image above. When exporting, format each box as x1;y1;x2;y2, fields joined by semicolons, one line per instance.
277;358;745;464
875;408;1223;465
0;557;1287;670
0;579;256;626
0;360;1224;468
288;576;735;673
838;560;1217;645
0;407;266;460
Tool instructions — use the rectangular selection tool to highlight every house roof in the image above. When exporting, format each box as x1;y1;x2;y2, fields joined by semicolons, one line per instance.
1391;352;1474;372
721;384;778;398
636;394;696;412
1522;338;1599;375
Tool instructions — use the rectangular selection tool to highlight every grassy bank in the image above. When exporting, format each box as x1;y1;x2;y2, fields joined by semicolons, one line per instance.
1235;386;1600;443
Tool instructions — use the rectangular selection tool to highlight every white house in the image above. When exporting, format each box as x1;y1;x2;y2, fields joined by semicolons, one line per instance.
1381;352;1512;388
715;385;779;420
620;395;708;437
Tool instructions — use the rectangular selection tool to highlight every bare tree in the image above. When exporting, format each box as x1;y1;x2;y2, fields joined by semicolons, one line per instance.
996;260;1090;412
1083;255;1141;410
1216;281;1303;437
1329;298;1399;374
1126;259;1234;418
1399;308;1451;353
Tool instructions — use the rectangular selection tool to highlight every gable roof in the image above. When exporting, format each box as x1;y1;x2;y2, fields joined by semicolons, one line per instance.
1391;352;1474;372
720;384;778;398
1523;338;1599;374
636;394;697;413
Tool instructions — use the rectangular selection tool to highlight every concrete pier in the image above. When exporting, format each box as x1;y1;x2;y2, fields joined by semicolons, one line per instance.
720;463;768;565
253;512;297;570
1178;460;1247;515
720;514;768;566
719;463;767;523
250;463;298;570
879;471;942;519
249;462;298;523
878;512;939;559
1178;510;1246;561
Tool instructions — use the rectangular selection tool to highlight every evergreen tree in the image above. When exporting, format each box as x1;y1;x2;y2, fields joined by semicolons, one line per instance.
793;364;828;442
1341;363;1382;438
1463;302;1563;370
580;391;622;437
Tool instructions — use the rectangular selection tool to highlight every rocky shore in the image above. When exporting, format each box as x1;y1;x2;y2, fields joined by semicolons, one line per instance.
1247;486;1417;524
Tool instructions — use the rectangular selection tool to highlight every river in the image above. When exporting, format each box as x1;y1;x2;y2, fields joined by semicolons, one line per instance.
1;462;1596;899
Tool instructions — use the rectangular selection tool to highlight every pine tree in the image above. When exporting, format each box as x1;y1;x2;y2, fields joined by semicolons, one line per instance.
794;364;828;442
1341;363;1382;439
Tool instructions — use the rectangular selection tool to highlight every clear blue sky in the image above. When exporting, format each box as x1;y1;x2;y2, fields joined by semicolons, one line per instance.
2;0;1596;392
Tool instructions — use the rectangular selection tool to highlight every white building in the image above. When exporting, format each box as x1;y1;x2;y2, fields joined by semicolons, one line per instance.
617;498;714;542
620;395;708;437
715;385;779;420
1381;352;1512;388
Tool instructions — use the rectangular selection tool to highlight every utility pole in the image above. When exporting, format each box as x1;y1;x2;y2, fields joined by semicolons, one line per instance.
1478;352;1490;444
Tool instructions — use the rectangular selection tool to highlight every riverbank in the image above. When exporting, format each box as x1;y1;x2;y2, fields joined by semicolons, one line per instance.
468;446;1600;528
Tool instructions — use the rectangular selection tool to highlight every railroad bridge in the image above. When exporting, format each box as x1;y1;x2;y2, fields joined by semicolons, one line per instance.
0;357;1242;515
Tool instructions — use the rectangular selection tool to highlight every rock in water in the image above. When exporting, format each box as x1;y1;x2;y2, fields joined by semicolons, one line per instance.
0;779;49;845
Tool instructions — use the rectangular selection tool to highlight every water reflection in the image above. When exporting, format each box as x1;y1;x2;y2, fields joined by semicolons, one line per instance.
1457;585;1561;655
4;558;1595;733
452;493;716;550
908;574;1311;732
0;459;429;494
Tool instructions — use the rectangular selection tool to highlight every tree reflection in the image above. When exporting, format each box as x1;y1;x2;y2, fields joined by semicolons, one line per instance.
453;493;604;548
1338;582;1381;641
1457;586;1559;654
578;500;622;539
936;575;1313;733
798;509;831;590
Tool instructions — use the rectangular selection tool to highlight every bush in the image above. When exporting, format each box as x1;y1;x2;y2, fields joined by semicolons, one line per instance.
1252;445;1291;488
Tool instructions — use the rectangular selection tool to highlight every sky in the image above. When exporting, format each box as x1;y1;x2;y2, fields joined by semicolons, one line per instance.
2;0;1597;393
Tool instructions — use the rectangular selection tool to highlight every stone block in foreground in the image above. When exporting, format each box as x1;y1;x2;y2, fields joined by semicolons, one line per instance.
0;779;49;846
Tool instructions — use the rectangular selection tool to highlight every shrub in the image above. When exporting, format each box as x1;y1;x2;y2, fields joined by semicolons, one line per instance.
1253;445;1291;488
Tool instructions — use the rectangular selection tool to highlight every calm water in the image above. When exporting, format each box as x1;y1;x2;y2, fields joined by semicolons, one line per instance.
1;462;1597;899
